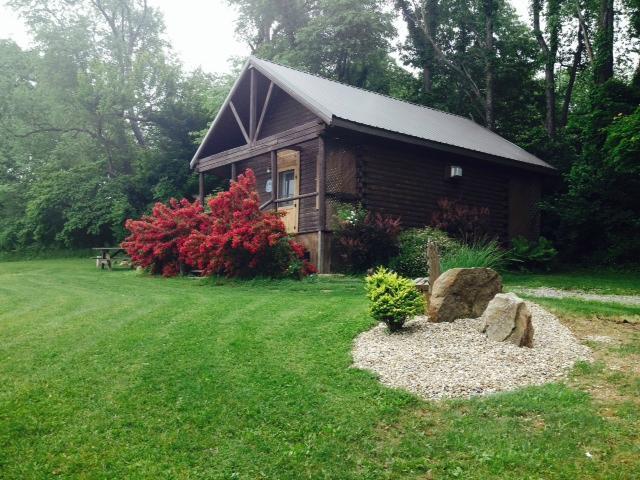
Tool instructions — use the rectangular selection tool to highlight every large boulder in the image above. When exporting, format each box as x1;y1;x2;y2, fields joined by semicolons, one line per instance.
481;293;534;348
428;268;502;323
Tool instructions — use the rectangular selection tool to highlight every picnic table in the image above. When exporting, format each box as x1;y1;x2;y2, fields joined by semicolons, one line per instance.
93;247;128;270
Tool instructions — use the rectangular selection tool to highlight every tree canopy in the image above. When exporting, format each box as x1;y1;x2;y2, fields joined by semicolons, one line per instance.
1;0;639;263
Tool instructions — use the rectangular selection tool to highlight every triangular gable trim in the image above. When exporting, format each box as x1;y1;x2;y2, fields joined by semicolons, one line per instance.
190;57;331;169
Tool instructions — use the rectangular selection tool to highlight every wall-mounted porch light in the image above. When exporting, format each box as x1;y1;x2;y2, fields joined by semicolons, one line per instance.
449;165;463;178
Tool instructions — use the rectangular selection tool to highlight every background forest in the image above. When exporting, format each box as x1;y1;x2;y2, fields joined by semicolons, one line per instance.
0;0;638;264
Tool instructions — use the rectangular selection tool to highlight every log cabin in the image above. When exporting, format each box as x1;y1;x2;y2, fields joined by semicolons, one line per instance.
191;56;555;273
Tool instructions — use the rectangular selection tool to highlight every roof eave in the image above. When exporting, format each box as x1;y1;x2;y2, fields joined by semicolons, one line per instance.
331;118;557;175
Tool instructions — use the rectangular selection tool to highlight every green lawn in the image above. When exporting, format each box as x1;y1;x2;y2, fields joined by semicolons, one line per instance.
503;269;640;295
503;269;640;322
1;260;639;479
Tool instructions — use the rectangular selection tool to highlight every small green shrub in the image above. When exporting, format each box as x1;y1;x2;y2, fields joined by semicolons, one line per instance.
509;236;558;271
365;267;426;332
389;227;459;277
334;202;368;226
440;239;506;272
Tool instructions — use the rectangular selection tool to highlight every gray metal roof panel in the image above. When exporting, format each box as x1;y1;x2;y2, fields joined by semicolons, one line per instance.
250;57;553;170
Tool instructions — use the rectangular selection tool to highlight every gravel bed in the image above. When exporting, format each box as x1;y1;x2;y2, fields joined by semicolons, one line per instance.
511;286;640;306
352;302;591;400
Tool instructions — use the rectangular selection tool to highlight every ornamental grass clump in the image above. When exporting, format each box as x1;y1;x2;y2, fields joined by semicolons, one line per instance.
365;267;425;332
440;239;506;272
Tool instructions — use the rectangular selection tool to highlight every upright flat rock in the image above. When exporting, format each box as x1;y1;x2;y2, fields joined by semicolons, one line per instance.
481;292;534;348
428;267;502;323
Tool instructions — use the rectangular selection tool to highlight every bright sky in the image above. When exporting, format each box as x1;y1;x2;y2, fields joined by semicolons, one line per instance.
0;0;531;74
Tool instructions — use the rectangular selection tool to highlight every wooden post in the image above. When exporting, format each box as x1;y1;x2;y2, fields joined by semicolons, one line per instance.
230;162;237;182
198;172;205;206
249;68;257;143
317;136;327;273
270;150;277;210
317;136;326;231
427;241;441;294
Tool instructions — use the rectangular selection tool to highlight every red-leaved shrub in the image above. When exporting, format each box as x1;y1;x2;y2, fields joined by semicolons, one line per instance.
122;198;206;276
333;204;401;272
431;197;490;240
179;169;315;278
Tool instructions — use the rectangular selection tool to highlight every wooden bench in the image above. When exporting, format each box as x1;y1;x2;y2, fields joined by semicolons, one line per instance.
92;247;132;270
94;256;112;270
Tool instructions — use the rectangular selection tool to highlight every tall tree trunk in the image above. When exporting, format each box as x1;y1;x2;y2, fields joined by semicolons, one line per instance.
561;28;584;128
577;8;595;63
633;60;640;88
423;0;438;93
544;61;557;136
128;114;146;147
594;0;614;84
484;0;495;130
532;0;559;137
422;65;433;92
396;0;438;94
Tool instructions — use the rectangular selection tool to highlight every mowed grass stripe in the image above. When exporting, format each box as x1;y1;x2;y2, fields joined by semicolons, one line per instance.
0;260;402;478
1;259;639;479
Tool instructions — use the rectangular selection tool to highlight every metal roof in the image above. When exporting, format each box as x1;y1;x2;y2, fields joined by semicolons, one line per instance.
192;56;553;171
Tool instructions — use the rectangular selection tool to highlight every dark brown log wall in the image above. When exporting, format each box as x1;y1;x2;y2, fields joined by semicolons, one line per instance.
508;173;541;240
298;138;320;234
332;133;541;241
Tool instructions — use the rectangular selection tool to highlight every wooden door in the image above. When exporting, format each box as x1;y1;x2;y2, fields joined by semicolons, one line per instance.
277;149;300;233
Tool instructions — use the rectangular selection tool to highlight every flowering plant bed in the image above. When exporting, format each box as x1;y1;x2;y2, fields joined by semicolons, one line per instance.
122;199;206;277
123;169;315;278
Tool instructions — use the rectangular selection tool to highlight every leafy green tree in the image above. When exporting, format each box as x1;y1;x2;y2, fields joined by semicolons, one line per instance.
276;0;396;88
593;0;615;84
544;82;640;262
1;0;639;265
229;0;396;91
397;0;541;134
0;1;225;249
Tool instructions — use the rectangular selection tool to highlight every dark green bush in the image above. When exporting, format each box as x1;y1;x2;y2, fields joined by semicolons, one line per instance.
365;267;425;332
389;227;458;277
509;236;557;271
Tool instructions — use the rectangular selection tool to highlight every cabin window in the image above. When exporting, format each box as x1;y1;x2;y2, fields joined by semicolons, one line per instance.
276;149;300;234
278;169;296;207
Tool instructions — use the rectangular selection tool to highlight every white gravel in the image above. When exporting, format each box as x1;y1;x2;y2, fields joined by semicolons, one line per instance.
352;302;591;400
